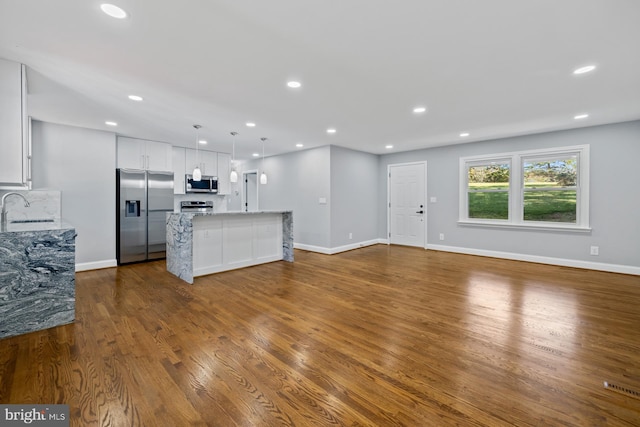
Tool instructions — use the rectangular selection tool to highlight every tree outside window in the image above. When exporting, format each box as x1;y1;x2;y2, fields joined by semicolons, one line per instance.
523;156;577;223
459;145;589;230
468;162;510;220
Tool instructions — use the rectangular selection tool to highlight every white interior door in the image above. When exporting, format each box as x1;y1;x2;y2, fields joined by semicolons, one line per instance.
243;171;258;212
388;162;426;247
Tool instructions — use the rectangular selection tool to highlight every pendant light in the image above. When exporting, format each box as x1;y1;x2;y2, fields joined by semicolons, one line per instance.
192;124;202;181
229;131;238;183
260;137;268;185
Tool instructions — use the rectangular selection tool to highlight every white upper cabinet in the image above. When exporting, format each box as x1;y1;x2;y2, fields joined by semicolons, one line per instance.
185;148;217;176
217;152;231;195
117;137;172;171
145;140;173;171
172;147;186;195
0;59;29;189
117;138;145;169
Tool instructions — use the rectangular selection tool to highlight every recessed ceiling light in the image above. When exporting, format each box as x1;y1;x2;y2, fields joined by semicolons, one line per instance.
574;114;589;120
100;4;127;19
573;65;596;75
105;121;118;126
287;81;301;88
296;143;304;148
246;122;256;127
199;139;207;145
252;153;260;157
327;128;337;134
128;95;143;101
413;106;427;114
460;132;470;137
385;145;394;149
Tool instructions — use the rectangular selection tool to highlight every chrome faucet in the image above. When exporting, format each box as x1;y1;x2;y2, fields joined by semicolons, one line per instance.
1;192;30;227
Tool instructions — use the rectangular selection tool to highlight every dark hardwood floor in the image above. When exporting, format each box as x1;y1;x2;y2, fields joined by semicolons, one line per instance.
1;245;639;426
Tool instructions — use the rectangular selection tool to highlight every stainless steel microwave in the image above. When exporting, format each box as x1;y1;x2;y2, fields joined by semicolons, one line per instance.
185;174;218;193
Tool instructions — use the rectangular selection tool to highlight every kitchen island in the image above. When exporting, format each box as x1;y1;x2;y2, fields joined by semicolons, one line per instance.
0;220;76;339
166;211;293;284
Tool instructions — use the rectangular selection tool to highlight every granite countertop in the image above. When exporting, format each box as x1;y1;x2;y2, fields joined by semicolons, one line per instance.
0;219;75;234
168;210;292;218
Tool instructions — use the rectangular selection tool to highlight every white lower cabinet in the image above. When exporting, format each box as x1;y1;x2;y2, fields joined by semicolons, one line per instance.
193;218;224;269
192;214;283;277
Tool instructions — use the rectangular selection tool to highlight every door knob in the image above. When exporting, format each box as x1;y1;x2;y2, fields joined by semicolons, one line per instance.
416;210;424;214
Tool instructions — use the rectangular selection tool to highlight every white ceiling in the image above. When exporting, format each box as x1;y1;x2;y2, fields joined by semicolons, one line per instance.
1;0;639;160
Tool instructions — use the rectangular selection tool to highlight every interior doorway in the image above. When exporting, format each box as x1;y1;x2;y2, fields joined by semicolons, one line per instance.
388;162;427;247
242;170;258;212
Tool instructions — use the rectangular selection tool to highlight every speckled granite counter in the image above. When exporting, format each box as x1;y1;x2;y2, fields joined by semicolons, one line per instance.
167;211;293;284
0;220;76;339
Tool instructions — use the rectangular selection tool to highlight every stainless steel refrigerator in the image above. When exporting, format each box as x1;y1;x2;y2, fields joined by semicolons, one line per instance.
116;169;174;264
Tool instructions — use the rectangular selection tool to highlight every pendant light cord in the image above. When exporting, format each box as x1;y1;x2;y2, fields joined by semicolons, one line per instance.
231;132;237;163
194;124;202;165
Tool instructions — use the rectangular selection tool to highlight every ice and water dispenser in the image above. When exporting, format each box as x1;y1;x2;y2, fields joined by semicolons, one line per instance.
125;200;140;217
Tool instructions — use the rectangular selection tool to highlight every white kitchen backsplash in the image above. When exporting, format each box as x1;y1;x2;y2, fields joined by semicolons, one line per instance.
0;190;61;221
173;194;229;213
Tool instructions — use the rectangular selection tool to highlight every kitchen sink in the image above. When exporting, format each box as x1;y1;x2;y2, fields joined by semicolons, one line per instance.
10;219;55;223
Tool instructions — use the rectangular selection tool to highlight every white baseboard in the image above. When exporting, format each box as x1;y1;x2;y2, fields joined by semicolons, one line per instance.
75;243;638;277
427;244;640;276
294;243;331;254
75;259;117;272
295;239;384;255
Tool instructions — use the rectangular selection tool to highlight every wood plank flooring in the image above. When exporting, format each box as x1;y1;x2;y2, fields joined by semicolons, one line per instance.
1;245;639;426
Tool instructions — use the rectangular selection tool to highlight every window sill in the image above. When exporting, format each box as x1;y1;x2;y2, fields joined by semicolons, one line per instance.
457;220;592;233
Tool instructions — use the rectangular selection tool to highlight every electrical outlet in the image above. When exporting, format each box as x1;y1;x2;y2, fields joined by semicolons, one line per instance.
439;233;444;241
430;197;437;203
590;246;599;256
349;232;353;240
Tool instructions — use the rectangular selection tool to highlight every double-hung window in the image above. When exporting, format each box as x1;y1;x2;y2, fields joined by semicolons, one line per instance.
459;145;590;231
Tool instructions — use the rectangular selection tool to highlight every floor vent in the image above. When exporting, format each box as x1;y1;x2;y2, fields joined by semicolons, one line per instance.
604;381;640;400
532;343;562;356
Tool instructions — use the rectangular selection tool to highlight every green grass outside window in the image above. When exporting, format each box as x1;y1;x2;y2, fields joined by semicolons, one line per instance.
468;182;576;222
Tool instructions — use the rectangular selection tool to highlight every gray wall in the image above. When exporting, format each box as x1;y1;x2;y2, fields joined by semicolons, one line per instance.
27;118;640;272
32;121;116;268
226;177;243;212
241;146;332;248
239;145;380;251
379;120;640;269
330;146;379;247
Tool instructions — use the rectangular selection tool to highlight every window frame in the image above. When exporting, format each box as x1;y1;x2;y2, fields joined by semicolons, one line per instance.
459;144;590;232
